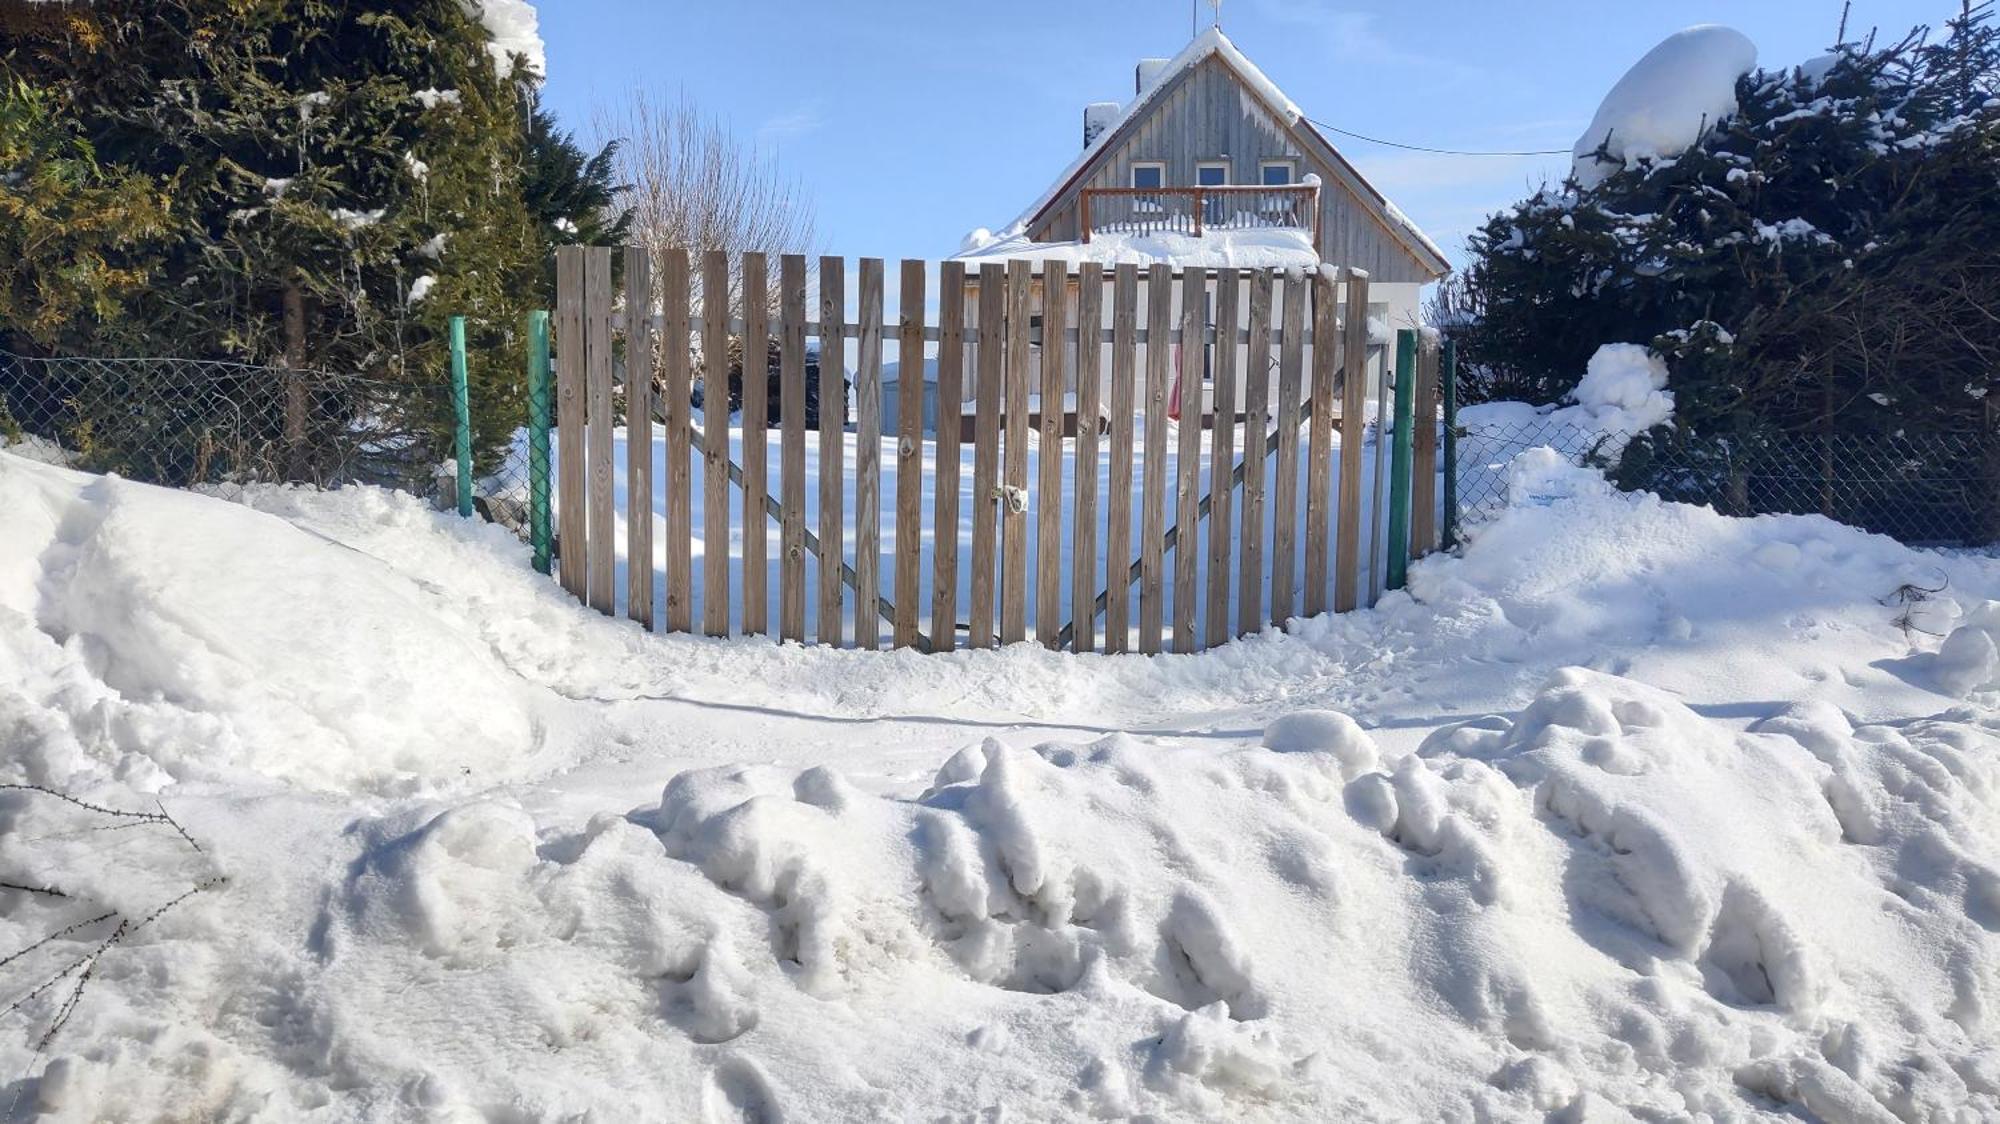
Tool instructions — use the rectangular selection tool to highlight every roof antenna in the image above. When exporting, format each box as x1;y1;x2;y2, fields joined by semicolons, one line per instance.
1209;0;1224;30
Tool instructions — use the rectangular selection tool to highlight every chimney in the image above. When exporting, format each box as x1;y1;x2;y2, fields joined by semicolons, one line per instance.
1082;102;1119;149
1135;58;1170;94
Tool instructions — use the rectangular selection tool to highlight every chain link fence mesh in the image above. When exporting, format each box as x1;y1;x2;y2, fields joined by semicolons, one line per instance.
0;351;535;529
1454;417;2000;548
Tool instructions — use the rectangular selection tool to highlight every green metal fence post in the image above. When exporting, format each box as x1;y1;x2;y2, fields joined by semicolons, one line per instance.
1440;338;1460;551
1386;329;1417;590
449;315;474;518
526;310;553;575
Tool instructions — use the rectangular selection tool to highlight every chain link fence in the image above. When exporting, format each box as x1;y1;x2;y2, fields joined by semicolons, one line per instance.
0;350;534;528
1454;417;2000;548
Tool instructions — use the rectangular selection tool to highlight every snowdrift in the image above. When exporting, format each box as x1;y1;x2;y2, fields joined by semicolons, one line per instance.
0;450;1996;1121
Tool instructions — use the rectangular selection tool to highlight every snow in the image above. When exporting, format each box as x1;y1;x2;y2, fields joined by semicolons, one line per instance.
410;88;462;110
407;274;436;305
1937;602;2000;695
3;446;1999;1120
1459;343;1674;462
329;207;385;231
1573;26;1759;189
458;0;545;79
1567;342;1675;431
955;226;1323;270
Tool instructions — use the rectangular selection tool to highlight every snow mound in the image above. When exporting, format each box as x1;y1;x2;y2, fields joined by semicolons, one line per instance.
174;675;1999;1119
1456;344;1673;471
3;444;1999;1119
1569;342;1674;430
1573;25;1758;189
1938;601;2000;696
0;456;535;793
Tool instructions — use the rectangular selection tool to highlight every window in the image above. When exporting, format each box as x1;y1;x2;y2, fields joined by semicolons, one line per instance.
1260;160;1295;186
1130;161;1166;217
1196;162;1229;225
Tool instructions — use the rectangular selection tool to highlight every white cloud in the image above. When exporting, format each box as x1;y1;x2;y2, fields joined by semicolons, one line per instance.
756;104;825;147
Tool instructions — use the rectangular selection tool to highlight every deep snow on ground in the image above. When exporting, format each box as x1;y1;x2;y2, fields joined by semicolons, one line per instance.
2;448;1998;1122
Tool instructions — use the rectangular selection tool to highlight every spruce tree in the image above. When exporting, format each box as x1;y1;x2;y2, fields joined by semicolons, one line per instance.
2;0;548;473
1451;3;1999;447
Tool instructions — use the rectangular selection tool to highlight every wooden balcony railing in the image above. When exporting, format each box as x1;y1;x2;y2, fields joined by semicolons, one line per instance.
1079;183;1320;246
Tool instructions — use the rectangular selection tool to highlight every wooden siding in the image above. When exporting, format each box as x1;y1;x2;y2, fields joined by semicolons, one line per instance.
1026;55;1440;285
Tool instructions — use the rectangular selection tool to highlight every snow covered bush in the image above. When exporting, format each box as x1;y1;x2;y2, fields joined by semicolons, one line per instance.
1446;6;2000;480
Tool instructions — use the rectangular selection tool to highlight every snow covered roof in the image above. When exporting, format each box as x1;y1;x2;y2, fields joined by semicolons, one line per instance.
969;27;1448;276
954;226;1324;271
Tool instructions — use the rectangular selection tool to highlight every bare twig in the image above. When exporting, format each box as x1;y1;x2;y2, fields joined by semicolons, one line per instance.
0;785;170;823
0;912;118;976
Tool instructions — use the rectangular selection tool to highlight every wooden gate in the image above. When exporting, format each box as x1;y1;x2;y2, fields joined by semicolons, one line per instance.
551;245;1389;654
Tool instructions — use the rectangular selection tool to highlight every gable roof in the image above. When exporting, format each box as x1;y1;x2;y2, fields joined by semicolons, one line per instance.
993;28;1449;279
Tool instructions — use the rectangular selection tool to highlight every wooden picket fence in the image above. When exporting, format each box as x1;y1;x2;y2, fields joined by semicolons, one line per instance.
550;245;1437;654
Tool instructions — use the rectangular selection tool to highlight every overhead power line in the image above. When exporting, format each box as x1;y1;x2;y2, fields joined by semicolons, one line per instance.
1303;116;1571;158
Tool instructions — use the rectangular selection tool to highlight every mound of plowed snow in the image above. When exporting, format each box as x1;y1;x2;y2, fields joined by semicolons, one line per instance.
1;448;1996;1121
0;457;536;792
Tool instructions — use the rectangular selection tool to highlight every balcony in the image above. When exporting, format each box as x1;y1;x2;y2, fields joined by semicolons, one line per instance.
1079;182;1320;246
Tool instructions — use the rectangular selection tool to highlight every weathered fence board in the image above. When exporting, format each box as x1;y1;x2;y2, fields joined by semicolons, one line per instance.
932;262;965;652
626;250;656;629
740;252;770;636
662;249;694;632
554;247;586;600
552;250;1387;656
1238;269;1271;637
1103;263;1139;653
702;250;731;637
1001;259;1032;646
854;257;884;650
779;254;807;642
1270;272;1305;627
1335;268;1369;613
1304;267;1338;618
1173;267;1206;653
1140;263;1172;655
1036;260;1067;648
1071;262;1104;654
584;248;616;614
1205;268;1239;649
895;259;926;650
818;256;847;645
968;263;1004;649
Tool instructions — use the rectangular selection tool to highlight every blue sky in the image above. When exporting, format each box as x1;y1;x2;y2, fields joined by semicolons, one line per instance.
537;0;1952;268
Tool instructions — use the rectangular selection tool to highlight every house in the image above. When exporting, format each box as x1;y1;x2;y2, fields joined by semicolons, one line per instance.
889;26;1445;436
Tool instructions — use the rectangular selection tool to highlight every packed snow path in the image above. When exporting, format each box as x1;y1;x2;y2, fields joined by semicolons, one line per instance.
1;449;1996;1121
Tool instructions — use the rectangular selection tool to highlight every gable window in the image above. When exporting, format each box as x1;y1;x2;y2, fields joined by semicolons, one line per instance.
1260;160;1295;186
1196;162;1229;225
1130;161;1166;217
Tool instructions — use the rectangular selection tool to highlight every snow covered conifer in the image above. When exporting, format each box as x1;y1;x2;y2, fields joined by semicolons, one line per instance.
2;1;555;469
1451;6;2000;451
